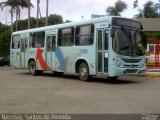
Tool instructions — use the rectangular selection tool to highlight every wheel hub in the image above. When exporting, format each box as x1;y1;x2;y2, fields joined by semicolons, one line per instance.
81;68;86;77
31;65;35;71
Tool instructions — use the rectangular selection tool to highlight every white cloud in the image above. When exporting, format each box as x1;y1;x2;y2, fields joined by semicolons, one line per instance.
0;0;159;24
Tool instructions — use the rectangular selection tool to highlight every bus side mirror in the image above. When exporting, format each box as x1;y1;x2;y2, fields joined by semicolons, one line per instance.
110;29;114;37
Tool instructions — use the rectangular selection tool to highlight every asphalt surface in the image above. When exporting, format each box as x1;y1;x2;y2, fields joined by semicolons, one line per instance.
0;66;160;114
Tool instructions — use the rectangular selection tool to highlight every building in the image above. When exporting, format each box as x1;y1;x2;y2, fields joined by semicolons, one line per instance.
137;18;160;32
137;18;160;69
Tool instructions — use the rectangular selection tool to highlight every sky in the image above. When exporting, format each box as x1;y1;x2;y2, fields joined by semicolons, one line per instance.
0;0;159;24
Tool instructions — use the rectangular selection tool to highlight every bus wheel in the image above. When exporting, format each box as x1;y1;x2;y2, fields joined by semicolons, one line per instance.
37;70;43;75
28;61;37;75
79;62;90;82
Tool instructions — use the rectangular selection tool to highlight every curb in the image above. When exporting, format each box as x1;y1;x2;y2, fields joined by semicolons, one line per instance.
143;73;160;78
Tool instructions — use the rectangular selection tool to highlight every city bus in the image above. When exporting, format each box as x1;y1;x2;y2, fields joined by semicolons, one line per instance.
10;16;146;81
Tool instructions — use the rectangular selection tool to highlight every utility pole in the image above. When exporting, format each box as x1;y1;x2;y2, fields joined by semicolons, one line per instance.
10;7;13;33
28;0;31;29
5;6;8;25
36;0;40;27
45;0;49;26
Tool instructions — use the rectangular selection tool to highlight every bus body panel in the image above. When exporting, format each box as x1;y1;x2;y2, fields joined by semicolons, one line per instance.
54;45;96;74
10;16;146;79
33;47;46;71
10;48;21;68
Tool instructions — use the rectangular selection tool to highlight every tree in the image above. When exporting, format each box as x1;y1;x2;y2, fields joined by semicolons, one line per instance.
0;23;11;56
27;0;34;29
106;0;127;16
0;0;15;33
11;14;63;31
14;0;33;31
134;1;160;18
48;14;63;25
0;0;33;32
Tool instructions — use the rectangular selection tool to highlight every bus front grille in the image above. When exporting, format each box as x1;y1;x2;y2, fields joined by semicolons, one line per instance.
126;69;138;73
121;58;142;63
124;65;139;68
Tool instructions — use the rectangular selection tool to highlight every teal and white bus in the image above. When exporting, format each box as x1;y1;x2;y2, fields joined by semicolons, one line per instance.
10;16;146;81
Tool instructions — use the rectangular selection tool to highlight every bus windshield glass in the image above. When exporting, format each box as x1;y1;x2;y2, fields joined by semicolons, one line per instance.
112;18;145;56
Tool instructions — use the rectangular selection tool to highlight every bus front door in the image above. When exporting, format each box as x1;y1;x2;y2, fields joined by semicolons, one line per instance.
46;35;56;70
20;37;28;68
97;29;109;74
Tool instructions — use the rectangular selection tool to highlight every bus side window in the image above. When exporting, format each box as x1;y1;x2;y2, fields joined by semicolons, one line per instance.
98;30;102;50
21;38;25;52
47;36;52;51
32;31;45;48
29;33;32;48
12;35;20;49
75;24;94;46
52;36;56;50
58;30;62;46
80;36;88;45
104;30;108;50
47;35;56;51
32;33;36;47
58;28;74;46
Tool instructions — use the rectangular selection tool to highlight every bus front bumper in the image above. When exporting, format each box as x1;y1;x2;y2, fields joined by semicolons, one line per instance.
109;65;146;77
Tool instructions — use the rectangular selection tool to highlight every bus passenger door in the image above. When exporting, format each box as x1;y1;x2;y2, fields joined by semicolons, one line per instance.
46;34;56;70
97;29;109;74
11;35;21;68
20;37;28;68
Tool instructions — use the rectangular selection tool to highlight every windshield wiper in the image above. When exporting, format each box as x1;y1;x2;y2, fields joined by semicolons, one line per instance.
121;27;130;39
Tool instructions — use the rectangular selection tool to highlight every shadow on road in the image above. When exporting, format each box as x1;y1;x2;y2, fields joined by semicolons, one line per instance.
91;77;140;84
20;71;141;85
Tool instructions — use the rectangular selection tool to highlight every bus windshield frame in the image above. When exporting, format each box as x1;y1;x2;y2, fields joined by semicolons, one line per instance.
111;18;145;56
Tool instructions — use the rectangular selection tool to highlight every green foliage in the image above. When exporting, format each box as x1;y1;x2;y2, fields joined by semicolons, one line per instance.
0;23;10;32
106;0;127;16
48;14;63;25
142;33;147;48
12;14;63;31
144;31;160;39
144;31;160;43
0;13;63;56
134;1;160;18
0;0;34;31
0;23;11;56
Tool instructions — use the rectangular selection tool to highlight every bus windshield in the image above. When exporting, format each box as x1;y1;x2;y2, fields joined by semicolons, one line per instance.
112;27;145;56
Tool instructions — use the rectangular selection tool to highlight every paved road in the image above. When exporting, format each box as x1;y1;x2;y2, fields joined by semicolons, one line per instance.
0;66;160;113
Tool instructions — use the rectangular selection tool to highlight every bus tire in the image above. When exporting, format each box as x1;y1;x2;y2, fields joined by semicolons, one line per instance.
79;62;90;82
28;61;37;75
37;70;43;75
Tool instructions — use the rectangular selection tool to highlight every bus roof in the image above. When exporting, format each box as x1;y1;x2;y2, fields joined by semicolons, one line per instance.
12;16;137;35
